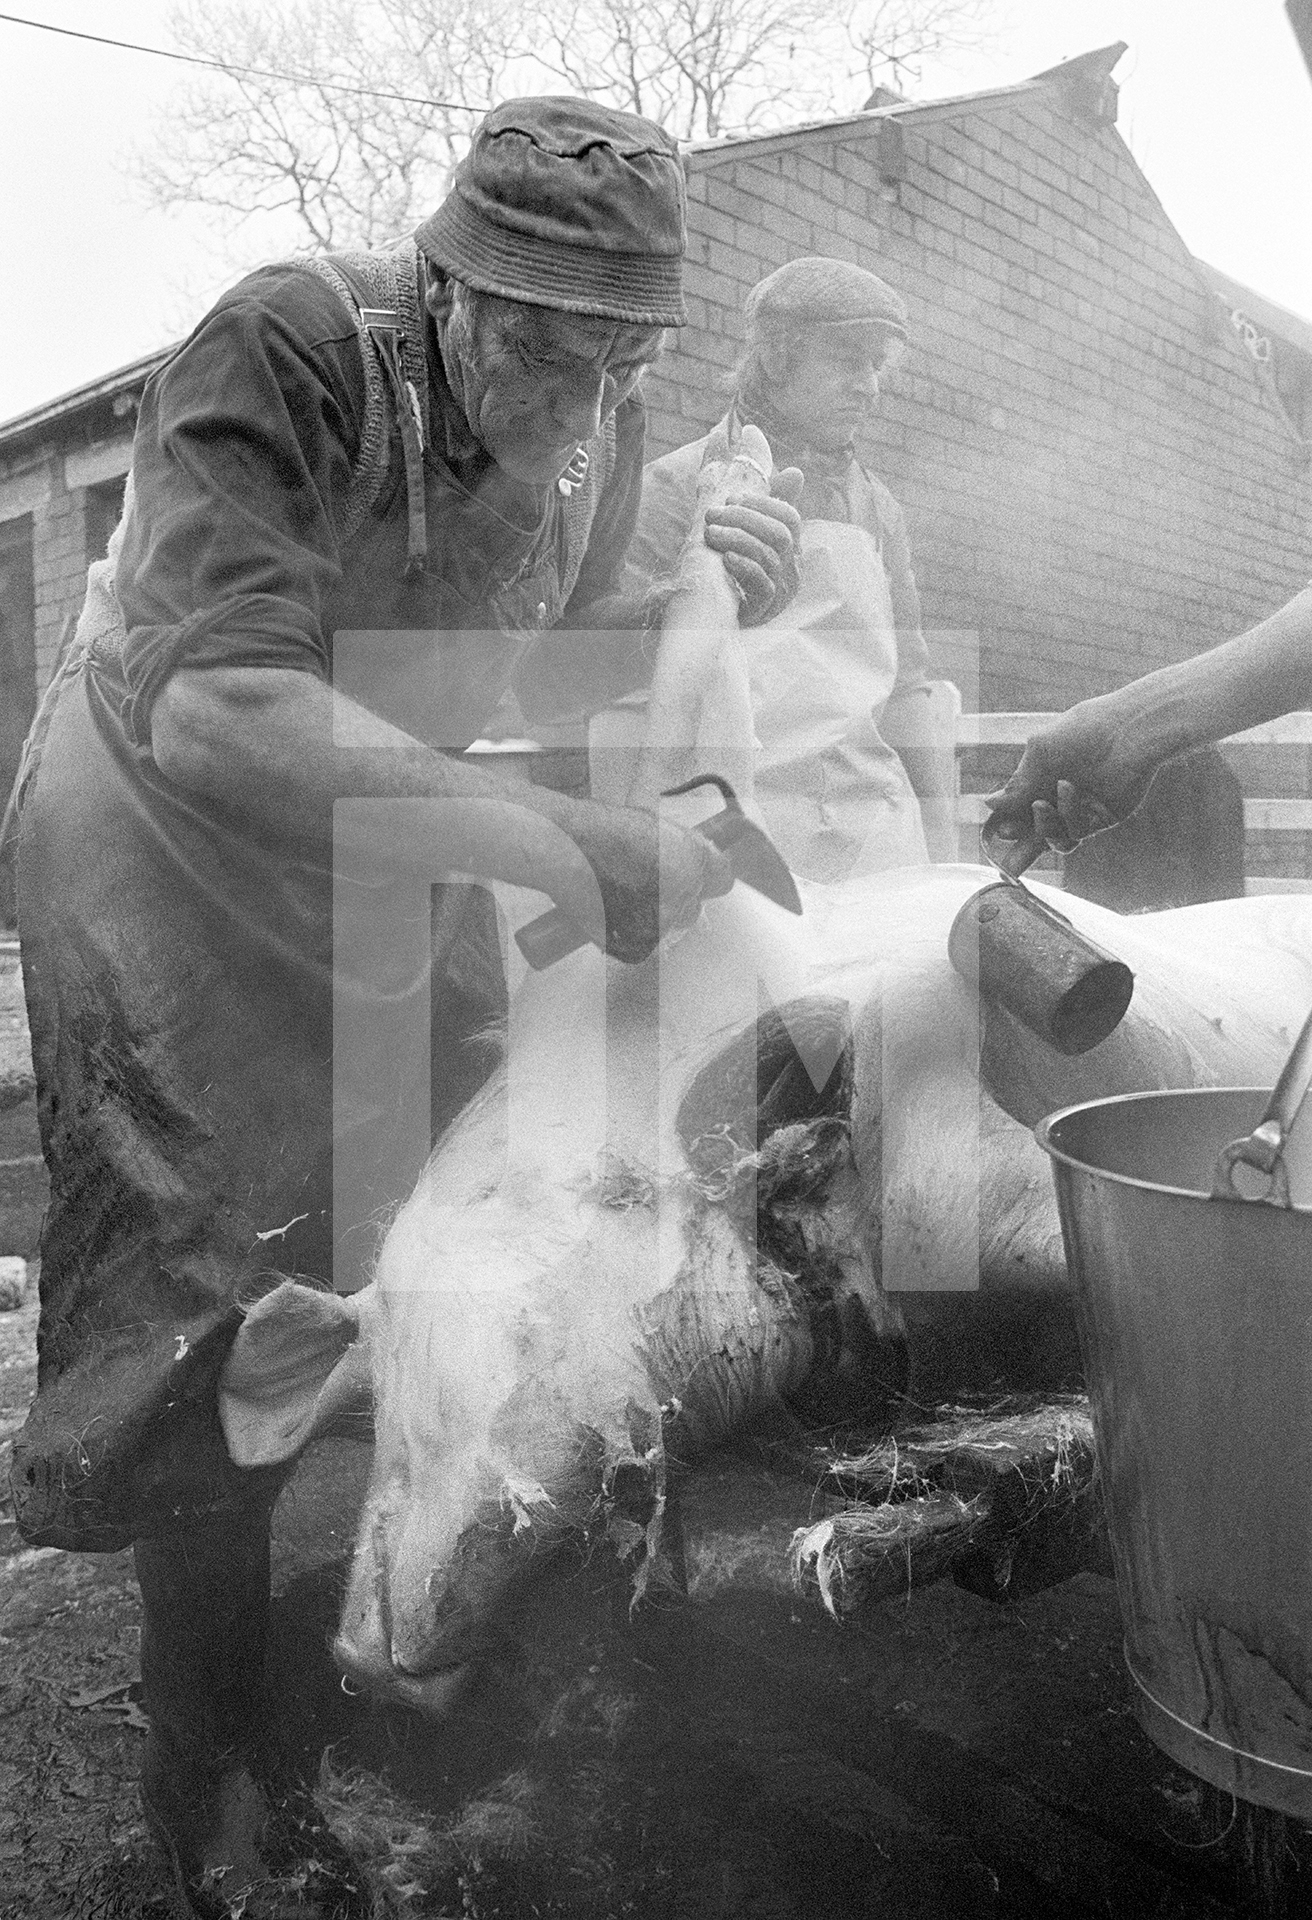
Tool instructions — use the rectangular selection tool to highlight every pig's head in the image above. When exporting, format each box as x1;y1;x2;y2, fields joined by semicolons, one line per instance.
216;929;916;1712
332;976;913;1707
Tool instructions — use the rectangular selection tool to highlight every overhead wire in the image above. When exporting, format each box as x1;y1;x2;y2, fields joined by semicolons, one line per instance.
0;9;486;110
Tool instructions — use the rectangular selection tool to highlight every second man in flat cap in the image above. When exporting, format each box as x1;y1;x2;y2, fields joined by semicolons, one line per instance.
629;254;956;882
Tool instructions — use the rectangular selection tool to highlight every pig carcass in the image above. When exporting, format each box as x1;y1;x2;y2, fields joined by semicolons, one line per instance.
217;862;1312;1711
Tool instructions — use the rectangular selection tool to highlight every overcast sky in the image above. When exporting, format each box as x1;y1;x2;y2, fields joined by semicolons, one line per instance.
2;0;1310;424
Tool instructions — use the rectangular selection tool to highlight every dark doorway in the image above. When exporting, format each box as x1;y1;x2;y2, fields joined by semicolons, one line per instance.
85;474;127;563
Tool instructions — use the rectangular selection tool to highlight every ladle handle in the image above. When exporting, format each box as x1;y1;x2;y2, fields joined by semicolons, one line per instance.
1263;1002;1312;1140
981;811;1047;882
1211;1002;1312;1205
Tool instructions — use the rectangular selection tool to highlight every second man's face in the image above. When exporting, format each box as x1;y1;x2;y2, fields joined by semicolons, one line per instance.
440;288;663;485
769;330;887;453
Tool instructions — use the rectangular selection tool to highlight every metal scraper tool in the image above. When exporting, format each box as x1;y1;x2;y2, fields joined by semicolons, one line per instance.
515;774;801;971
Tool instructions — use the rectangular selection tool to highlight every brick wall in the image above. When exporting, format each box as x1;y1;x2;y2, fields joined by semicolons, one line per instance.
0;460;47;714
0;430;135;707
0;433;135;922
30;456;89;687
645;87;1312;716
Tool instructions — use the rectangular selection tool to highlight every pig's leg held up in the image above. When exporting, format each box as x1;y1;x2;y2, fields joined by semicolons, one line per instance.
627;425;775;811
135;1498;372;1917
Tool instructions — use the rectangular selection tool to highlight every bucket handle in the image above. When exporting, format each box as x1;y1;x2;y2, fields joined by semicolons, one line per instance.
1211;1002;1312;1206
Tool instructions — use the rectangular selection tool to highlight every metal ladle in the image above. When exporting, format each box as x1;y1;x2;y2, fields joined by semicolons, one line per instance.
1211;1003;1312;1207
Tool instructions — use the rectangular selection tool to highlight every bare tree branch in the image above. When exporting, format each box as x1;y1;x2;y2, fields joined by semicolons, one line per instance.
132;0;991;256
135;0;515;250
843;0;999;100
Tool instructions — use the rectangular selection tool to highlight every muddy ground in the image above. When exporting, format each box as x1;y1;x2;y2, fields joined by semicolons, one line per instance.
3;1274;1312;1920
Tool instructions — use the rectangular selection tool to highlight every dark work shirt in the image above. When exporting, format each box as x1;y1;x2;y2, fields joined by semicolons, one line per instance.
115;259;646;747
11;251;647;1550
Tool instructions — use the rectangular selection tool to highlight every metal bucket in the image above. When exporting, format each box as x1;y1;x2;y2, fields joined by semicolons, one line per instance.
1038;1083;1312;1816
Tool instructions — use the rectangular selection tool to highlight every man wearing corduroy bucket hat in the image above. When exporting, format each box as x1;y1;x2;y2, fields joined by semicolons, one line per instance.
9;98;800;1917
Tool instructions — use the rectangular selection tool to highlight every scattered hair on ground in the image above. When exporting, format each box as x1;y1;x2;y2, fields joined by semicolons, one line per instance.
317;1756;546;1912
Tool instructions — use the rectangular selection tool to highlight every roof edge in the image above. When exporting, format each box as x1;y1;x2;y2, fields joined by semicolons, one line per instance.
682;43;1128;168
1028;42;1128;87
0;344;174;454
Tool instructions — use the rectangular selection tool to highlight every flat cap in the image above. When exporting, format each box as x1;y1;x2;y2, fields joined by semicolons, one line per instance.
415;96;687;327
744;256;908;339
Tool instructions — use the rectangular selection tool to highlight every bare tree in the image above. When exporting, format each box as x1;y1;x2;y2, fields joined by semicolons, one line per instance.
535;0;843;140
534;0;995;138
137;0;522;251
842;0;998;103
136;0;992;249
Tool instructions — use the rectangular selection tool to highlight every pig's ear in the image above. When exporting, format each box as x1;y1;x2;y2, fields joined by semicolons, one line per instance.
219;1279;374;1468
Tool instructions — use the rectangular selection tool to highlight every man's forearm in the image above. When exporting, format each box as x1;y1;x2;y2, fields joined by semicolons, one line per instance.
1105;586;1312;762
150;664;604;894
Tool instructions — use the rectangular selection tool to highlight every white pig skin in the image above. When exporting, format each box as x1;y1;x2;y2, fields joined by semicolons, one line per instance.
219;867;1312;1710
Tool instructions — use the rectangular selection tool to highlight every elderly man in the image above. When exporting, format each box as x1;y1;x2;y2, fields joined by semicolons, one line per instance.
9;99;798;1916
626;255;955;882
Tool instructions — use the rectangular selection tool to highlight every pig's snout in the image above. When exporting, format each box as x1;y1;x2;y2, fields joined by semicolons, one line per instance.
333;1627;468;1719
334;1505;529;1706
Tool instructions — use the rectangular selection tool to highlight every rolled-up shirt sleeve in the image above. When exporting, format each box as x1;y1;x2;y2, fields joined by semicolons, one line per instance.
115;271;364;744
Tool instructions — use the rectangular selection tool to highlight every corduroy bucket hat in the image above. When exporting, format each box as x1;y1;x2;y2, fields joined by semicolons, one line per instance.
415;96;687;326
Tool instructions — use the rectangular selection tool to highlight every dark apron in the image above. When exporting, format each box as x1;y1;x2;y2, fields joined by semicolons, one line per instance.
9;643;507;1551
8;381;614;1552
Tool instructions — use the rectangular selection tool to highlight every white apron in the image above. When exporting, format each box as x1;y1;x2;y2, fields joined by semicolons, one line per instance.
746;518;928;884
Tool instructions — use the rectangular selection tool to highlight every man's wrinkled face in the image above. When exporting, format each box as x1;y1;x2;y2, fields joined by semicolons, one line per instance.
768;327;892;453
433;282;663;484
